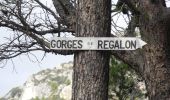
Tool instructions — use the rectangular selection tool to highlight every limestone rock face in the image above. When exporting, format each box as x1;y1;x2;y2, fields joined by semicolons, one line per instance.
1;62;73;100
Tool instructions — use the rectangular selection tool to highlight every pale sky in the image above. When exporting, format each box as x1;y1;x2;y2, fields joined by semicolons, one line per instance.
0;55;73;96
0;0;122;96
0;0;73;96
0;28;73;96
0;0;170;97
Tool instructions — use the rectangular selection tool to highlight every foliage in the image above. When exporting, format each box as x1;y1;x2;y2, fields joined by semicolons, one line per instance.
10;87;22;96
65;79;71;85
109;57;147;100
32;95;65;100
46;78;69;100
48;81;59;92
52;76;68;84
49;95;65;100
0;98;7;100
33;96;41;100
22;73;70;100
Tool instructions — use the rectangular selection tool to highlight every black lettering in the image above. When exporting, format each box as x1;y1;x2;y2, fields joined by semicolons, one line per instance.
109;41;114;49
120;40;125;49
125;40;131;49
98;40;103;49
131;40;137;49
67;40;72;48
115;40;119;49
51;40;56;48
56;40;62;48
78;40;83;48
61;40;67;48
104;40;109;49
73;40;77;49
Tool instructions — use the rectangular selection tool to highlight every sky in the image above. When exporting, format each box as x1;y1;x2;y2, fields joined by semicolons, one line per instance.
0;0;130;96
0;0;170;97
0;0;121;96
0;28;73;96
0;0;73;96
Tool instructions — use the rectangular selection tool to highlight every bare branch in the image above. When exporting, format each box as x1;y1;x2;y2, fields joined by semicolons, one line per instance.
111;50;144;76
34;0;59;21
114;0;140;15
52;0;76;28
0;0;143;71
0;0;75;64
125;15;139;37
36;27;75;35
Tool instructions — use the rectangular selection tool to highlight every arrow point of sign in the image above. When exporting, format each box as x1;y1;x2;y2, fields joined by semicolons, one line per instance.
138;39;147;48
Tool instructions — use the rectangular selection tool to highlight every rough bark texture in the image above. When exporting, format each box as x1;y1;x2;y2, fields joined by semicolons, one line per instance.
133;1;170;99
72;0;111;100
112;1;170;99
139;15;170;99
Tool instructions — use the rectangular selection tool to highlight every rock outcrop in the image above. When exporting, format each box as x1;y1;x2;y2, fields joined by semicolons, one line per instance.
1;61;73;100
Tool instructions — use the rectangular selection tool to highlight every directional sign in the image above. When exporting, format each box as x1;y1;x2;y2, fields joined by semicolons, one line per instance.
50;37;147;50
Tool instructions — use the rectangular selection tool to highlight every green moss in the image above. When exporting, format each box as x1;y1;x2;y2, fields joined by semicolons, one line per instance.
48;81;59;92
65;79;71;85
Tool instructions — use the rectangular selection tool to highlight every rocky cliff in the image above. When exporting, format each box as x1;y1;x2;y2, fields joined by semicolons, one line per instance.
0;62;73;100
0;61;147;100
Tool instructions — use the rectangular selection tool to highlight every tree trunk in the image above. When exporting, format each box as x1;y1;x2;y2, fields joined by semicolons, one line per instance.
139;11;170;99
109;1;170;99
72;0;111;100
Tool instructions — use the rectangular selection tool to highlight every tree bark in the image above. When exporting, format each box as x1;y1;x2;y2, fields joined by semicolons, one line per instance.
145;25;170;100
138;7;170;99
72;0;111;100
111;1;170;99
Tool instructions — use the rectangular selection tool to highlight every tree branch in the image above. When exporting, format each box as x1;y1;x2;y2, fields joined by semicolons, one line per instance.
125;15;139;37
115;0;140;15
52;0;76;28
0;0;75;63
34;0;60;21
36;28;75;35
111;50;145;76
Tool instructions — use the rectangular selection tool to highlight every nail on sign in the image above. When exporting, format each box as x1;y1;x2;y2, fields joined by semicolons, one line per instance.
50;37;147;50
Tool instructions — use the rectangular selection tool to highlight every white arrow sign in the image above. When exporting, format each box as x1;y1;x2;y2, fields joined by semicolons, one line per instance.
50;37;147;50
